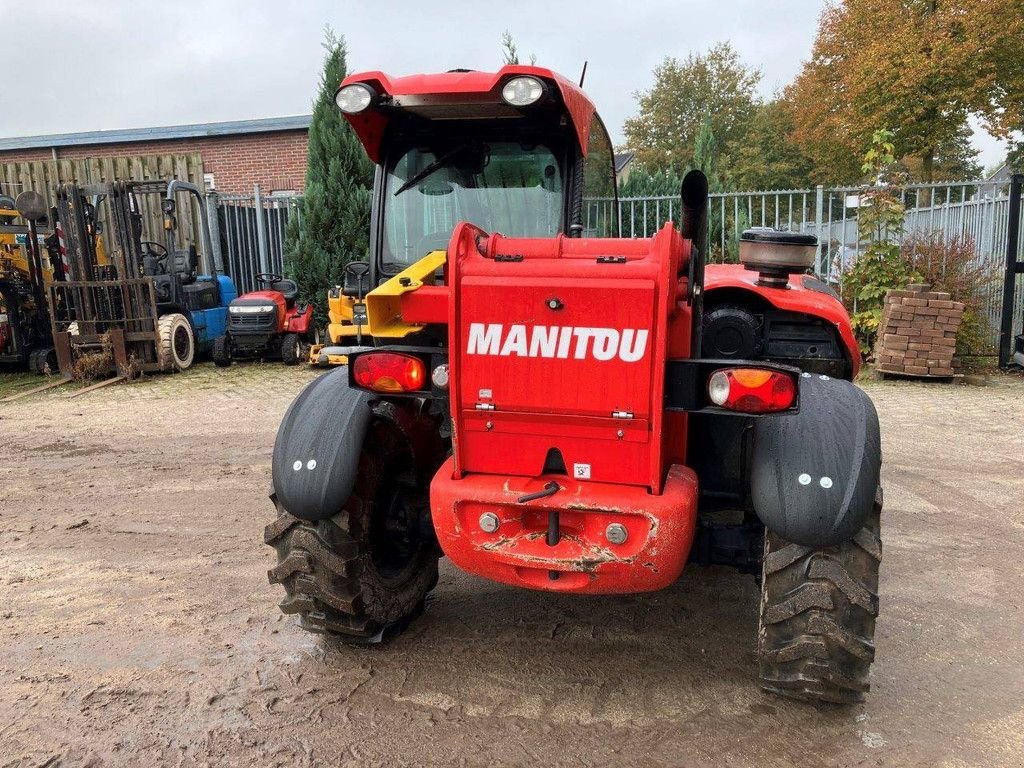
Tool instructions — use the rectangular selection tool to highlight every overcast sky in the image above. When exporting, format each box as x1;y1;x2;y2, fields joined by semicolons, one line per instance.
0;0;1008;169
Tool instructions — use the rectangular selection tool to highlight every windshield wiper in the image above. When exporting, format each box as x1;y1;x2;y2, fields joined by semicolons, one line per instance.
393;143;470;196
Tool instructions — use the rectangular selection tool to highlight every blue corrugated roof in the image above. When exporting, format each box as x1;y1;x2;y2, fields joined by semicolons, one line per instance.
0;115;312;152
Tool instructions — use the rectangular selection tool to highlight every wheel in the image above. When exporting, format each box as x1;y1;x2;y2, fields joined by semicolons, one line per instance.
757;487;882;704
34;347;57;375
280;332;302;366
157;313;195;371
265;419;439;643
212;335;232;368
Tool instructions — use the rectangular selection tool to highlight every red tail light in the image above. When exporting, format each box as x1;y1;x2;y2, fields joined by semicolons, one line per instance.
707;367;796;413
353;352;426;393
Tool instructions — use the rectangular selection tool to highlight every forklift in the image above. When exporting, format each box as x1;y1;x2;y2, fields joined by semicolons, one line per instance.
0;191;55;372
49;180;237;379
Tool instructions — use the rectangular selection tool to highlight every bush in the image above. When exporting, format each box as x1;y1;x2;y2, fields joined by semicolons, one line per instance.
841;188;918;356
900;233;997;365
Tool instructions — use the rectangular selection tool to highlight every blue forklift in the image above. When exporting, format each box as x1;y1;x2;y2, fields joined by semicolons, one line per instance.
49;180;237;377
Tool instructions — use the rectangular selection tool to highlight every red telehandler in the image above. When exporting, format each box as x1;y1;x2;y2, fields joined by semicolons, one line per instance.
264;67;882;704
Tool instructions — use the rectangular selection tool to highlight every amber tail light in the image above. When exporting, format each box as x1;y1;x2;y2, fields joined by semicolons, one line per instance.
707;367;796;413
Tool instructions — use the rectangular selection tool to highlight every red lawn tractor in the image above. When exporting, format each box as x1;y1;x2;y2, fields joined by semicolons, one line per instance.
213;272;315;366
265;67;883;705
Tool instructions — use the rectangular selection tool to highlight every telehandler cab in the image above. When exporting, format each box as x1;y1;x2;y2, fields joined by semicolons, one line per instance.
265;67;882;704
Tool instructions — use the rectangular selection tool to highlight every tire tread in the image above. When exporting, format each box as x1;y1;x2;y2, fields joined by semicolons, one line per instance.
758;492;882;704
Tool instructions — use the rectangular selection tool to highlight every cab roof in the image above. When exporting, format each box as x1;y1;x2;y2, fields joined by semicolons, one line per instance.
339;66;597;164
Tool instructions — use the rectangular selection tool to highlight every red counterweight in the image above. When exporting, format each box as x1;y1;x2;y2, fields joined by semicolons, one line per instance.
430;222;700;593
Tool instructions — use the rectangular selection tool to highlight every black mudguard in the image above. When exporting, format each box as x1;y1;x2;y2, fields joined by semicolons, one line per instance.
271;368;373;521
750;375;881;547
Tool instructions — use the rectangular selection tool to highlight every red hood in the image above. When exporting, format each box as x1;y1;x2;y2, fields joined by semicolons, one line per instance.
340;66;596;164
704;263;860;377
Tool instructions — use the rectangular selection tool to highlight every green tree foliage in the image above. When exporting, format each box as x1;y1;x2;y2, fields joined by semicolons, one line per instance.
284;28;373;325
727;99;816;190
623;43;760;177
788;0;1024;183
615;166;681;237
501;30;536;66
617;166;682;198
692;116;720;191
623;44;815;190
1006;138;1024;174
692;116;728;257
914;122;982;181
842;130;920;354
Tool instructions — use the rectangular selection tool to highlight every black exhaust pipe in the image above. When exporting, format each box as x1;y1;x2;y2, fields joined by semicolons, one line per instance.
680;170;709;357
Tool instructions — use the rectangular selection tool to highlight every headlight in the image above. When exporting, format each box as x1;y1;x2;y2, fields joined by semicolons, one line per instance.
335;83;376;114
229;305;276;314
501;76;546;107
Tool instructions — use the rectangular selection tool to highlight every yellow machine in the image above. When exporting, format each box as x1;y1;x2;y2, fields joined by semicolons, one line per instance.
307;289;370;366
0;211;53;284
0;197;55;371
1;192;110;372
307;251;447;366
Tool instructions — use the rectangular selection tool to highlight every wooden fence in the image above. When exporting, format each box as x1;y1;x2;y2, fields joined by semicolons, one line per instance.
0;154;207;250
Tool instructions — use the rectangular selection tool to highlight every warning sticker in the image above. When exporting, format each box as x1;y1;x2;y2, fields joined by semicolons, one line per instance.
573;463;591;480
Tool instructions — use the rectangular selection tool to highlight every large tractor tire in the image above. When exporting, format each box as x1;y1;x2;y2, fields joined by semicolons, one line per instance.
265;419;439;643
211;335;232;368
157;313;195;371
280;332;302;366
757;487;882;704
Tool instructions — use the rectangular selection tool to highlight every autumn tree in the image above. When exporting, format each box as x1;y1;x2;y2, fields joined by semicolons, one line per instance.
624;43;760;176
899;122;982;182
788;0;1024;184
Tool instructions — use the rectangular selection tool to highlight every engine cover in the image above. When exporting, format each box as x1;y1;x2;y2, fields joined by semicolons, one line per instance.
446;222;688;492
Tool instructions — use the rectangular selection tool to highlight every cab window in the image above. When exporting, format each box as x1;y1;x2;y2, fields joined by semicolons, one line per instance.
581;115;618;237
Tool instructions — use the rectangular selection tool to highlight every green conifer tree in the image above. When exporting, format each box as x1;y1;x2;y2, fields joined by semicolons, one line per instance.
284;27;373;325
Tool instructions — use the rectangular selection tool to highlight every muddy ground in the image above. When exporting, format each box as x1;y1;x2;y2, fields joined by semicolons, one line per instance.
0;364;1022;767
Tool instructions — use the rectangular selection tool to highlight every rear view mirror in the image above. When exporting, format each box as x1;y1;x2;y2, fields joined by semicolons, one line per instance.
343;260;371;298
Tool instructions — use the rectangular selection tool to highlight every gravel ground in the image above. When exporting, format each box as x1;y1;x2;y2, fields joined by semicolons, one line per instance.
0;364;1022;767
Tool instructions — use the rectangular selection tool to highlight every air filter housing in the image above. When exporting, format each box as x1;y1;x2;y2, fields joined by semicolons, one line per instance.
739;228;818;287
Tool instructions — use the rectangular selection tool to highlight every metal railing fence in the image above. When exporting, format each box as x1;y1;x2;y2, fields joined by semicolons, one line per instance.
213;186;300;294
209;180;1022;354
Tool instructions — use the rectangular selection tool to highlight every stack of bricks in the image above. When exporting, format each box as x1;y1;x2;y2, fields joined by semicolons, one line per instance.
875;284;964;377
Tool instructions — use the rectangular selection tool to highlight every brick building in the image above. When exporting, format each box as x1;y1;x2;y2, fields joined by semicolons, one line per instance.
0;115;311;195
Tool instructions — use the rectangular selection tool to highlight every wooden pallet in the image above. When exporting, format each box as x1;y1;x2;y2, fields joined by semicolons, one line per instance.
875;367;963;382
